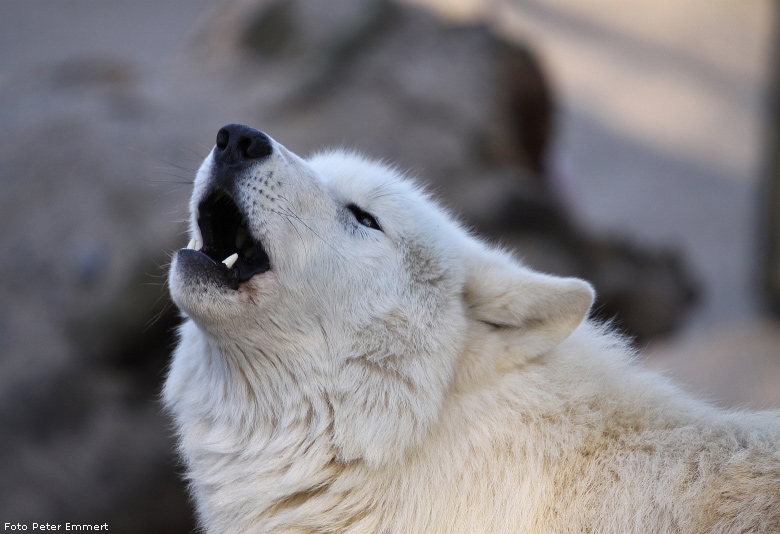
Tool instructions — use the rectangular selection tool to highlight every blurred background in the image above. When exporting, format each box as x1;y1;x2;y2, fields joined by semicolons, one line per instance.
0;0;778;531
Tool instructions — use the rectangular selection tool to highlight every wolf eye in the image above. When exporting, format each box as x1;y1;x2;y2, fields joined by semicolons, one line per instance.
347;204;382;231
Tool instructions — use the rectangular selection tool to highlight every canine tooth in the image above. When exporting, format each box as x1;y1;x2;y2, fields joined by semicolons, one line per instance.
187;238;197;250
222;253;239;269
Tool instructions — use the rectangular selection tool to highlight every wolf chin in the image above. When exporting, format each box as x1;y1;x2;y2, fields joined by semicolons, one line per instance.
165;124;780;533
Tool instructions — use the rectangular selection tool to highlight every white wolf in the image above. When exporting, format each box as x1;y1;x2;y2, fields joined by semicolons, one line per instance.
165;124;780;533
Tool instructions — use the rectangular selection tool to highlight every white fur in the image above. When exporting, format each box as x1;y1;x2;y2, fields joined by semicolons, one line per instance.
165;136;780;533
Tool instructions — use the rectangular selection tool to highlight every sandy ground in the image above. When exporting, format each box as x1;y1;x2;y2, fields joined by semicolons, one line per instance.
645;319;780;410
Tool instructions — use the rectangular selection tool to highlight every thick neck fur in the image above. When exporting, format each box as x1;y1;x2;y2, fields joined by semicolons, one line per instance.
166;319;780;534
165;320;351;532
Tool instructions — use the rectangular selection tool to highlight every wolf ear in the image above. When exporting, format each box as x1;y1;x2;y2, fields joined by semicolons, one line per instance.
464;248;594;359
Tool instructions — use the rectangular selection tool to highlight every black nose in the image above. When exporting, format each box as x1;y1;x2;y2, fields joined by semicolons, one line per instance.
214;124;272;165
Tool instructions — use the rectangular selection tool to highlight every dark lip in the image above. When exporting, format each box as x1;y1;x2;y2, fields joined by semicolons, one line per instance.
193;189;271;289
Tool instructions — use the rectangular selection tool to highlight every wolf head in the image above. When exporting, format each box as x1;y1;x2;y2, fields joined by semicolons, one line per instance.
168;124;593;466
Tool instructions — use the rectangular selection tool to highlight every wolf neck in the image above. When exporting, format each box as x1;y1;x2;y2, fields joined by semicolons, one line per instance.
191;329;332;442
166;323;344;530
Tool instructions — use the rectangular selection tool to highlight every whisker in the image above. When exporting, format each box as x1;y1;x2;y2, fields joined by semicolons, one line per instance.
272;194;346;259
128;146;200;175
268;207;310;258
144;299;175;332
281;209;346;261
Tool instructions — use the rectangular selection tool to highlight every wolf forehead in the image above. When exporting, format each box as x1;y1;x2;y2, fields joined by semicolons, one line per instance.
309;152;468;255
310;151;442;223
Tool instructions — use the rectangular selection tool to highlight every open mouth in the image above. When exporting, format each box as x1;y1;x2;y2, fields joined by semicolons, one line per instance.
187;189;271;289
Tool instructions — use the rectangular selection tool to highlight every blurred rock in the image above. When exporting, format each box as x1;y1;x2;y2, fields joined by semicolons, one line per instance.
0;48;196;533
763;11;780;314
455;170;698;340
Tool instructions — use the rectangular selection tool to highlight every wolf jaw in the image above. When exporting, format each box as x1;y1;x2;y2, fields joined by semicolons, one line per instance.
182;187;271;290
